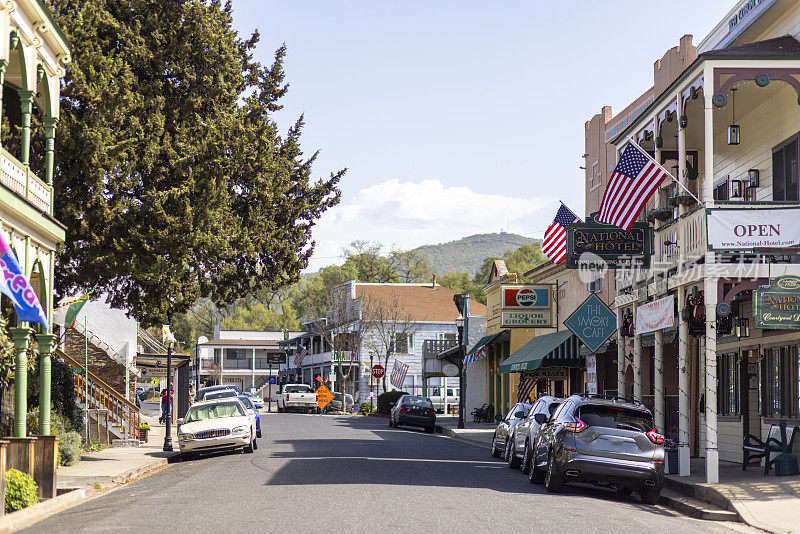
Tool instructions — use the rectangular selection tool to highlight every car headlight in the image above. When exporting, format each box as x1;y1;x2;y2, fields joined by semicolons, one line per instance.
232;425;250;436
178;432;193;441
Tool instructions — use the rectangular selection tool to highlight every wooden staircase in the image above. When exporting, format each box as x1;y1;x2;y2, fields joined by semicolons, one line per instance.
56;348;141;440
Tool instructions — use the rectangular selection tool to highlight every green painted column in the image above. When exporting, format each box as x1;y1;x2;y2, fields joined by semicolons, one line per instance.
43;117;57;186
10;326;31;438
37;333;56;436
18;90;34;166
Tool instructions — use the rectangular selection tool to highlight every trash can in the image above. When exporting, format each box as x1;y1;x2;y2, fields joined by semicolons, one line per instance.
665;447;679;475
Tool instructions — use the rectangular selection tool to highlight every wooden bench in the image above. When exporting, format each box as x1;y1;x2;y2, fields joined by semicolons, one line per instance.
742;423;799;475
470;404;494;423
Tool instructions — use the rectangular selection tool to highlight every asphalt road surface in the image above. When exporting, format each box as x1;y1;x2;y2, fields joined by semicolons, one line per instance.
26;414;756;533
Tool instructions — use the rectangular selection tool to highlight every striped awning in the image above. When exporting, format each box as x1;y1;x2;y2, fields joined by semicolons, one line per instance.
499;330;582;373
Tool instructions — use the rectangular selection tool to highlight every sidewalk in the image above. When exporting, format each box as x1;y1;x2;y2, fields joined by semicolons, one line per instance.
666;458;800;534
434;416;494;448
57;412;179;491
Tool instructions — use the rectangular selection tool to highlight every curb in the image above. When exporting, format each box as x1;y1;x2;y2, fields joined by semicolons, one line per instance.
0;486;96;534
659;489;738;522
435;425;493;449
111;454;177;485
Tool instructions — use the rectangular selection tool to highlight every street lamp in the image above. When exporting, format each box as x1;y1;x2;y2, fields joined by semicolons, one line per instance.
455;312;465;429
163;325;175;452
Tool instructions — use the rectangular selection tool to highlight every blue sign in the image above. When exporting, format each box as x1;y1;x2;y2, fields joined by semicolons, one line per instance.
564;294;617;354
267;376;277;384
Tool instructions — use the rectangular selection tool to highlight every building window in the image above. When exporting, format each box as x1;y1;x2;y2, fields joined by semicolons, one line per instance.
390;334;412;354
713;178;729;201
437;332;457;341
762;346;800;418
772;135;799;201
228;348;246;359
717;352;740;416
587;278;602;293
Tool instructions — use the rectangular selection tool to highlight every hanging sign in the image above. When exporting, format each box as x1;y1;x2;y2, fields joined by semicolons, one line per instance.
565;215;653;269
586;355;598;395
501;285;552;309
564;294;617;353
754;275;800;329
501;310;552;328
636;295;676;334
707;207;800;251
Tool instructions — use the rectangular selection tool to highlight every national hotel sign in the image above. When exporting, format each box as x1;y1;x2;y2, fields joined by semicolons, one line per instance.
565;215;653;268
754;275;800;329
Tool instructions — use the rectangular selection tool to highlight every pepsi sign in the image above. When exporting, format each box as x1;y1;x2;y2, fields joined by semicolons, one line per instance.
501;285;552;310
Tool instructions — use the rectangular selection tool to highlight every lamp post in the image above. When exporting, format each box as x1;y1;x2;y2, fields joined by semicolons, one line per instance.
455;312;465;429
163;328;174;452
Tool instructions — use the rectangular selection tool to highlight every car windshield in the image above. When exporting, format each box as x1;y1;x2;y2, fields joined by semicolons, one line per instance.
185;402;244;422
548;402;562;415
206;390;237;400
245;393;259;399
238;396;254;410
402;396;433;407
285;385;312;393
578;405;653;432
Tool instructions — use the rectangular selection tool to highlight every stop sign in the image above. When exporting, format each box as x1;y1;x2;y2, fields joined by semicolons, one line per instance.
371;365;385;379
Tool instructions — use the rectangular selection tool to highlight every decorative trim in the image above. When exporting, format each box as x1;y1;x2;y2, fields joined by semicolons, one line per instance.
713;68;800;106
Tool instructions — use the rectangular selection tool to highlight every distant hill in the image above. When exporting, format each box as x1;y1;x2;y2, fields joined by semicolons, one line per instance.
412;232;538;276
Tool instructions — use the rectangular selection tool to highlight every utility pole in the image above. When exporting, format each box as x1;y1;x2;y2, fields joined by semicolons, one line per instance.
163;319;174;452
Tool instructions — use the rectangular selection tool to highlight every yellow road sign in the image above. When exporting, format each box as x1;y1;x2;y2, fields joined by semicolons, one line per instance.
316;384;335;410
151;378;159;387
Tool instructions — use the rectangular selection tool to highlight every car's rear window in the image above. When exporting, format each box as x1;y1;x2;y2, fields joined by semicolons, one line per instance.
547;402;561;415
238;396;254;409
403;396;433;407
285;385;312;393
206;390;236;400
578;405;653;432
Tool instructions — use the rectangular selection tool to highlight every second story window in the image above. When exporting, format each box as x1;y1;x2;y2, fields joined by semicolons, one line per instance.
773;135;799;201
390;334;412;354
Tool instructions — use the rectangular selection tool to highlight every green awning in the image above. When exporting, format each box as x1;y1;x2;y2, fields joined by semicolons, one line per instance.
499;330;582;373
466;331;504;357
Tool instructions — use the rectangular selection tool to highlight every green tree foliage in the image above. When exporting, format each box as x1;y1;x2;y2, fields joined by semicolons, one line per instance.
49;0;342;326
436;272;484;304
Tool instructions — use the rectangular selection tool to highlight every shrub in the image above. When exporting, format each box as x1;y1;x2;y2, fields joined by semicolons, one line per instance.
135;420;150;430
58;430;83;466
377;390;408;415
5;469;38;513
358;402;373;415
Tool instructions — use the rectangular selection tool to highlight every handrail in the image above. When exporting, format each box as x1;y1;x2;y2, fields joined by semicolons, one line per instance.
56;348;137;411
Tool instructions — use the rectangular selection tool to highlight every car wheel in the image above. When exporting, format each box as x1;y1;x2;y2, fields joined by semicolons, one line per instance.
277;405;283;413
491;433;501;458
521;440;532;475
389;417;394;428
640;486;661;505
244;437;254;453
616;487;634;496
529;456;546;485
544;450;564;493
507;438;522;469
425;426;434;433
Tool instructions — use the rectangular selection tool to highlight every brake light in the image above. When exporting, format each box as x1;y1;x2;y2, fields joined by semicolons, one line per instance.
285;394;289;402
564;418;587;433
647;429;665;444
399;406;406;412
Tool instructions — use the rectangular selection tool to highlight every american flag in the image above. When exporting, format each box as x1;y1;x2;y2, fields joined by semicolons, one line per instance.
464;345;486;365
517;377;536;403
390;359;409;389
597;143;670;231
293;345;308;367
542;203;581;264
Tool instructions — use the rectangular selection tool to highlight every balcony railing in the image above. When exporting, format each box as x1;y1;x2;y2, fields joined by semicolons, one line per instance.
0;147;51;214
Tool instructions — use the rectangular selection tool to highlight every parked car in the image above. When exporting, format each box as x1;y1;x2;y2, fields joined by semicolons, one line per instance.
196;384;241;402
389;395;436;433
205;389;238;401
237;395;261;438
277;384;318;413
509;396;563;474
244;392;264;410
530;394;665;504
329;392;354;412
177;398;256;458
490;402;532;467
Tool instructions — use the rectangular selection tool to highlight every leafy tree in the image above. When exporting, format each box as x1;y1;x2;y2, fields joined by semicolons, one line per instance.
436;272;485;304
49;0;342;326
390;250;431;283
341;241;398;283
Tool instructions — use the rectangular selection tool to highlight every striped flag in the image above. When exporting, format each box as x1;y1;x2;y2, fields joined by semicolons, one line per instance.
293;345;308;367
517;377;536;403
464;345;487;365
597;143;670;231
542;203;581;264
390;359;409;389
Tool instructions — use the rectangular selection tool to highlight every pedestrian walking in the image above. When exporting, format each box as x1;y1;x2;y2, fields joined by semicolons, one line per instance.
159;388;174;424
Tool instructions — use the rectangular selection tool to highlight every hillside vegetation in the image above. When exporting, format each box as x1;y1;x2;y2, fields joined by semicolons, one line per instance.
412;232;537;276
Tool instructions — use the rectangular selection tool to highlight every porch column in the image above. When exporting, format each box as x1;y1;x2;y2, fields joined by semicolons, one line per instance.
616;305;625;394
633;302;642;400
677;288;691;476
0;60;8;139
654;329;665;431
677;93;687;217
43;117;58;186
11;326;30;437
252;348;256;391
37;333;56;436
18;90;34;166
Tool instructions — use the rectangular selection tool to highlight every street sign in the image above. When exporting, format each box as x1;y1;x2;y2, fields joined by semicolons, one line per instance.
371;365;385;379
267;376;277;384
316;384;335;410
71;368;86;375
564;293;617;354
267;353;286;365
150;377;159;387
754;275;800;329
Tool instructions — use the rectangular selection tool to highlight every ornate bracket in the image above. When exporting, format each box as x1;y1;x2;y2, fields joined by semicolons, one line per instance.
713;68;800;106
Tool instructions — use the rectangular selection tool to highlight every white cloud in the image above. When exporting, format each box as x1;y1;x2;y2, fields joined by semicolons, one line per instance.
306;178;558;272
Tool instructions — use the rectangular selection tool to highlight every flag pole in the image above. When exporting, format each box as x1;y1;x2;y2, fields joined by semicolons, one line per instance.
627;137;702;205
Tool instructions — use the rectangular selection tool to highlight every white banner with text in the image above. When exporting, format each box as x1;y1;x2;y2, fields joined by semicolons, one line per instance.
707;208;800;250
636;294;675;334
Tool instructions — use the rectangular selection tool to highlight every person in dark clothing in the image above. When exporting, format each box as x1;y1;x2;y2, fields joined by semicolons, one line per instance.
159;388;173;424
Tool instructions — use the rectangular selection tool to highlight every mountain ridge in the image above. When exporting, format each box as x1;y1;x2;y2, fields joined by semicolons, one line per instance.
412;232;538;276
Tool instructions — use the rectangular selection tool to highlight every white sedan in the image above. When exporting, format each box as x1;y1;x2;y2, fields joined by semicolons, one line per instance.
177;399;256;458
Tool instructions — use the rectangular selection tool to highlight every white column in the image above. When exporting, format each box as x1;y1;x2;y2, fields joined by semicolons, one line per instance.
677;288;691;476
617;305;625;395
633;302;642;400
252;348;256;391
677;92;688;218
654;329;665;431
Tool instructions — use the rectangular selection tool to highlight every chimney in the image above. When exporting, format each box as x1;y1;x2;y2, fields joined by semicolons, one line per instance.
432;274;437;288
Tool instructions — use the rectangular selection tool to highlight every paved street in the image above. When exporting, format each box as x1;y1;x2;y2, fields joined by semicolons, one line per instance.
27;414;754;533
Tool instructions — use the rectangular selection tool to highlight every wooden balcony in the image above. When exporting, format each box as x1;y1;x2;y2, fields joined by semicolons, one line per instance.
0;147;51;214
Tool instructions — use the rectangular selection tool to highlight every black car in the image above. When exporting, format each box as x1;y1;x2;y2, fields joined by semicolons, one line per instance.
389;395;436;433
490;402;532;465
530;394;665;504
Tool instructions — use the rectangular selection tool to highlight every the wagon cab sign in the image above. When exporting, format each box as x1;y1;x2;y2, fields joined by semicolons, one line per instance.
754;275;800;329
502;285;552;309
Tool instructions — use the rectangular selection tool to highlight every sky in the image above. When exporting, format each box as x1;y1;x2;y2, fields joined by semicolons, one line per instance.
230;0;735;272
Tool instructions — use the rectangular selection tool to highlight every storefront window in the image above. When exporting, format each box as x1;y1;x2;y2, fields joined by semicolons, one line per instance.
763;346;800;419
717;353;740;416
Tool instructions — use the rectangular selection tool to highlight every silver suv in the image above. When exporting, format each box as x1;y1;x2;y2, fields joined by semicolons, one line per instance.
530;394;665;504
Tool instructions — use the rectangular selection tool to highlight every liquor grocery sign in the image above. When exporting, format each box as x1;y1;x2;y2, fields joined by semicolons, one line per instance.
501;285;553;327
565;216;652;268
754;275;800;329
707;207;800;251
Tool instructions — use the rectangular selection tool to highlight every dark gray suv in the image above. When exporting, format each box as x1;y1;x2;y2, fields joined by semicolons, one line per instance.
530;394;665;504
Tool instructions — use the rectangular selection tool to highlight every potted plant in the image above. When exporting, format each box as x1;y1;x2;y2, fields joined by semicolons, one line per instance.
136;420;150;443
